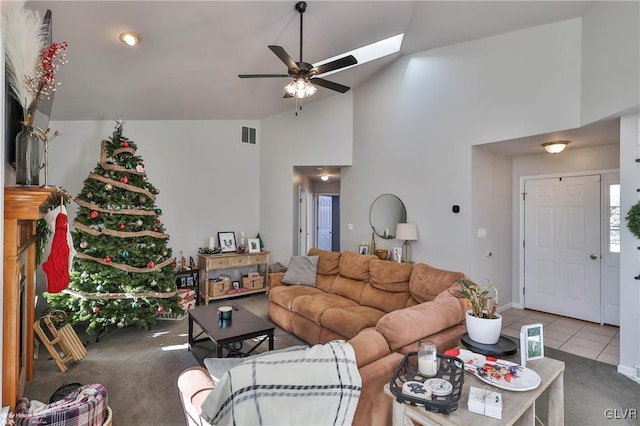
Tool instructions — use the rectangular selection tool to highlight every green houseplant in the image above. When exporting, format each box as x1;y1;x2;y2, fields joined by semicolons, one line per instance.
450;278;502;344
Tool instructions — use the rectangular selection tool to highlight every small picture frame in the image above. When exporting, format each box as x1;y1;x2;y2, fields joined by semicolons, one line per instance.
218;232;237;253
520;323;544;367
392;246;403;262
248;238;260;253
232;280;241;290
358;244;369;255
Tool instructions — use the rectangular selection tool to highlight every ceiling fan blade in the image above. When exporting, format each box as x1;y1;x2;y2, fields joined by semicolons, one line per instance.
311;77;351;93
268;45;299;72
312;55;357;76
238;74;289;78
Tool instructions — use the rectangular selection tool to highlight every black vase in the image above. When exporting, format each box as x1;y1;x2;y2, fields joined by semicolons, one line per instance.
15;125;41;186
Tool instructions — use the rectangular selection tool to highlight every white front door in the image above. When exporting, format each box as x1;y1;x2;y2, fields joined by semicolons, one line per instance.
524;175;601;323
317;195;332;251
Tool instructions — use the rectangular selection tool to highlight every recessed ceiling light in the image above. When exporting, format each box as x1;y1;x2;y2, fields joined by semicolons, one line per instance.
119;32;142;47
314;33;404;78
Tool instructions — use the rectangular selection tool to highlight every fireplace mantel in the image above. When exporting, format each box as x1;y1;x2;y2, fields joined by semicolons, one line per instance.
3;186;56;409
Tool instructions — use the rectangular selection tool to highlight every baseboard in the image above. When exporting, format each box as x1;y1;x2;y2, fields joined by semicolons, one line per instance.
617;364;640;382
497;302;518;313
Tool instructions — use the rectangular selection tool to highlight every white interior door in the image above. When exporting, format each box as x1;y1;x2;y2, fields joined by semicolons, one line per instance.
317;195;332;251
298;187;309;256
524;175;601;323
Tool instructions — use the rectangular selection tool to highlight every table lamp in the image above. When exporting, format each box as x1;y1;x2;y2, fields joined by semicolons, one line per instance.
395;223;417;263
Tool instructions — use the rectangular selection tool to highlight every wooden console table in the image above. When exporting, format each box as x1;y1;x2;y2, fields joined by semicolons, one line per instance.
198;251;270;305
3;187;56;410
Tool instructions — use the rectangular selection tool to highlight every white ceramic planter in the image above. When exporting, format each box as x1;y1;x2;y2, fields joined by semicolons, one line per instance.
465;310;502;345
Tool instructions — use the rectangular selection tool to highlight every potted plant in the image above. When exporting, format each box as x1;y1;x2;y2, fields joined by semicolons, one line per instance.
450;278;502;344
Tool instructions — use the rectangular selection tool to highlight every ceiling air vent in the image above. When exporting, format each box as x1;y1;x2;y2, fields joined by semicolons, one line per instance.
241;126;257;145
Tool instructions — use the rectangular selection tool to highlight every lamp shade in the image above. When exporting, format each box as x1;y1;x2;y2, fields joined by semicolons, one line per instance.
395;223;417;241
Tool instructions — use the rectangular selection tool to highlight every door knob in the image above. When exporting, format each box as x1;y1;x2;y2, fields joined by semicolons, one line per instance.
590;254;598;260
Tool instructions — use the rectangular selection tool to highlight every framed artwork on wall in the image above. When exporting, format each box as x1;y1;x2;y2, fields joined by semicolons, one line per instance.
218;232;237;253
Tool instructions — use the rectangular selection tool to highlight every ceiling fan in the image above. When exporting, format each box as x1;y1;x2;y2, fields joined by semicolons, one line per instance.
238;1;357;100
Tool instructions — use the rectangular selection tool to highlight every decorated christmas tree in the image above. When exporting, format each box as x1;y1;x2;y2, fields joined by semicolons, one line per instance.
45;121;181;334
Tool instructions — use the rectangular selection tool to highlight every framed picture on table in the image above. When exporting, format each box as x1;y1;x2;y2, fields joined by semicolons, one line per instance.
520;323;544;366
218;232;237;253
248;238;260;253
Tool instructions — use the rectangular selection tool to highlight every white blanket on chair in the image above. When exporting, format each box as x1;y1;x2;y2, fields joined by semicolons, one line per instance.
200;341;362;426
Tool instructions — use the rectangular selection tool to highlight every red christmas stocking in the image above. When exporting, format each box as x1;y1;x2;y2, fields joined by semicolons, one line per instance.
42;210;71;293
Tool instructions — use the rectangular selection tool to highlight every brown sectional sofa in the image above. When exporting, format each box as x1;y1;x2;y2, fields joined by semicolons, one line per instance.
268;248;468;425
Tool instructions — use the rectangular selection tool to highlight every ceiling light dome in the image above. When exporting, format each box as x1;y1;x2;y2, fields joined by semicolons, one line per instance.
542;141;569;154
119;32;142;47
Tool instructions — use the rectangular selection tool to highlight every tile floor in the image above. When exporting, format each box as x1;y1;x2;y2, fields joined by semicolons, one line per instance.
500;307;620;365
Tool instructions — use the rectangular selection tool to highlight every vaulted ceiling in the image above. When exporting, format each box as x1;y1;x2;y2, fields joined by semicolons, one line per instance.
27;1;595;121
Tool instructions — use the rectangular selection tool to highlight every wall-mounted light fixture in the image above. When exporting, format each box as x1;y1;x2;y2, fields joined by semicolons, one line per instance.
119;32;143;47
542;141;569;154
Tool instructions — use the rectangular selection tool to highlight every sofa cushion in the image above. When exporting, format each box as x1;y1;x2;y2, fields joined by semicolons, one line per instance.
369;260;412;292
320;306;386;340
269;285;324;310
291;293;358;324
308;248;341;276
282;255;319;286
329;275;368;303
338;251;376;281
409;263;464;303
376;296;465;351
360;284;411;313
347;328;391;368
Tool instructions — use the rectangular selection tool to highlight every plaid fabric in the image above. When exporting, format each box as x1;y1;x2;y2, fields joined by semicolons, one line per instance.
201;341;362;425
15;384;108;426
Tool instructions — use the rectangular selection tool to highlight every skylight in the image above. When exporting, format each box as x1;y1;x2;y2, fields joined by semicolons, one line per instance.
314;33;404;78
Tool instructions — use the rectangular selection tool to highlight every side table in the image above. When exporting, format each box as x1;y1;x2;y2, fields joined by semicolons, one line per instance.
384;356;565;425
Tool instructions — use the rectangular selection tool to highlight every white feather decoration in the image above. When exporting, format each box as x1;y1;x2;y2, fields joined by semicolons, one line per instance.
2;0;47;116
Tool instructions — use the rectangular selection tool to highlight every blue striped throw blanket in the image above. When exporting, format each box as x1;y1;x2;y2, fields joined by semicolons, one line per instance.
201;341;362;425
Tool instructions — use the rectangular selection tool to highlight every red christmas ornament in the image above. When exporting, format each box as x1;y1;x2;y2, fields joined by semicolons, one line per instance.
90;211;99;219
147;261;155;268
92;306;100;313
155;219;160;224
157;306;165;313
104;256;112;263
153;227;158;232
120;176;128;184
119;223;126;230
123;140;129;147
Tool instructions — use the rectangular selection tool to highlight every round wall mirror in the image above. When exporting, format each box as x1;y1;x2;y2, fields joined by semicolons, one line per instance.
369;194;407;239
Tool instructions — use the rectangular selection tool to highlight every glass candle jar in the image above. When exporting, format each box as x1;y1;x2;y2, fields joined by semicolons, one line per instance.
418;340;438;378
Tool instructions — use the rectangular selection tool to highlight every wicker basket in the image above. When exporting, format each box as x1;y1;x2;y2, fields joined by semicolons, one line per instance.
209;279;231;297
390;352;465;414
242;275;264;290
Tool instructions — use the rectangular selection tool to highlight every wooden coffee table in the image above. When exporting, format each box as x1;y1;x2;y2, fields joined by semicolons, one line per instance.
188;302;275;358
384;356;565;425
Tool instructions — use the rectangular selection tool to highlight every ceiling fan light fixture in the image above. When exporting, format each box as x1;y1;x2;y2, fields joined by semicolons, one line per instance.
285;78;318;99
542;141;569;154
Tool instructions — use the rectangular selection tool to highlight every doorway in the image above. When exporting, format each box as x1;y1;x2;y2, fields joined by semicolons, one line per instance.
316;195;340;251
522;172;620;325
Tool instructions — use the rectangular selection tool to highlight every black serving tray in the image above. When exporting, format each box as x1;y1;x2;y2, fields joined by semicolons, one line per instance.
389;352;465;414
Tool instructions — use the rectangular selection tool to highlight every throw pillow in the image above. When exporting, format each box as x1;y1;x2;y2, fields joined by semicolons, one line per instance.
282;255;319;286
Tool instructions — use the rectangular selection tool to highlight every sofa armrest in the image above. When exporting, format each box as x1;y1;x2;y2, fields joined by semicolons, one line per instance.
268;272;285;292
176;366;214;426
375;293;465;352
348;327;391;368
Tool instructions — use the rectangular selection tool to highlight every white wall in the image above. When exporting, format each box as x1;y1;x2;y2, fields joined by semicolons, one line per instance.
581;2;640;124
341;18;582;276
260;93;353;264
46;120;261;263
471;148;513;304
618;114;640;378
